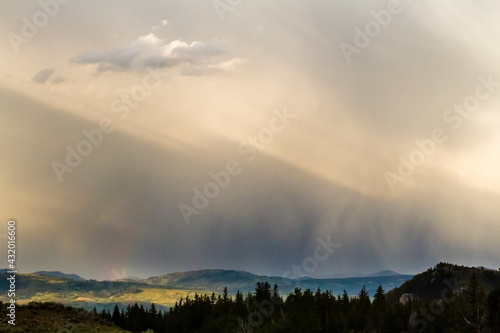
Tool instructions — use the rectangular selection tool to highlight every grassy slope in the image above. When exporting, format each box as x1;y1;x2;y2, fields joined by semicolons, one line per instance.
0;302;129;332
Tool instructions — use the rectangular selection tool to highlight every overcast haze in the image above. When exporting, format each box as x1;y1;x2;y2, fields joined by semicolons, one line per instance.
1;0;500;280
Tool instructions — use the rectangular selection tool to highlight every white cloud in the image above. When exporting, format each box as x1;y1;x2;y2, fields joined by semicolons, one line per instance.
152;19;169;30
181;57;249;76
72;33;238;75
212;58;249;72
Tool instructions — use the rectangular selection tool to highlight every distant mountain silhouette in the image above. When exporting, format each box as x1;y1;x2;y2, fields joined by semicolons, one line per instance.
0;267;413;299
369;269;401;277
115;275;142;281
140;268;412;296
320;269;403;278
33;270;84;281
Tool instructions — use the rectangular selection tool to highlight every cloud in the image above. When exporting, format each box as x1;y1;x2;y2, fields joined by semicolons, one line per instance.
32;69;66;85
152;19;169;31
212;58;249;71
182;57;249;76
32;69;55;84
50;76;66;84
3;0;500;281
72;33;240;75
3;88;499;280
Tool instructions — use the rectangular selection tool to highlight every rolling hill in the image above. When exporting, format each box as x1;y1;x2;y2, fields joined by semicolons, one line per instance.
0;272;211;313
387;262;500;303
140;268;413;297
33;270;84;281
0;268;412;314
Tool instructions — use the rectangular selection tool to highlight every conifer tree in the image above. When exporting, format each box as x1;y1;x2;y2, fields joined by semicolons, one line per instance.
112;304;120;326
462;273;487;333
371;285;386;333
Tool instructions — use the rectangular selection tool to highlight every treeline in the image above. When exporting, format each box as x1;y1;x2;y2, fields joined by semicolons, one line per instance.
96;276;500;332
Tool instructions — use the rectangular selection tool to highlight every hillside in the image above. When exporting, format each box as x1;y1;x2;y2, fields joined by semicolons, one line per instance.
0;268;412;316
1;264;499;331
387;262;500;303
0;302;129;332
33;271;84;281
141;269;413;297
0;272;211;313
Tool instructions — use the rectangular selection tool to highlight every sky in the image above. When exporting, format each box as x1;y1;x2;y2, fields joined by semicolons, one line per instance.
1;0;500;281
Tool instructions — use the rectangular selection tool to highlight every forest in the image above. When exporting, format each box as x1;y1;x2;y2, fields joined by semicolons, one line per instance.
96;273;500;333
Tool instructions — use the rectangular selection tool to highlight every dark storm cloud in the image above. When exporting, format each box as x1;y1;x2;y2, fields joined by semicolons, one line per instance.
2;0;500;281
4;88;498;280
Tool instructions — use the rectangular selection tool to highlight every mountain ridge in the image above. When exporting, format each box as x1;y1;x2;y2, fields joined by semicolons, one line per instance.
0;268;412;313
33;270;85;281
140;268;412;296
387;262;500;303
